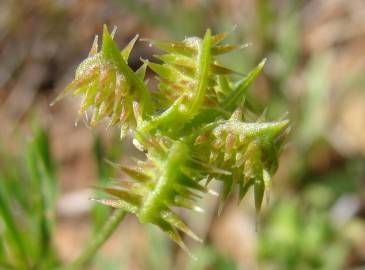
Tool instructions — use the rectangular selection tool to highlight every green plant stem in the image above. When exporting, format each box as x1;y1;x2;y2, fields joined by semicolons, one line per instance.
62;209;126;270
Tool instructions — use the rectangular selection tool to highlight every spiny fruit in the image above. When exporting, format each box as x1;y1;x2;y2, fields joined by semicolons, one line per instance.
94;140;205;255
53;25;289;254
51;26;152;139
144;31;243;114
193;108;289;212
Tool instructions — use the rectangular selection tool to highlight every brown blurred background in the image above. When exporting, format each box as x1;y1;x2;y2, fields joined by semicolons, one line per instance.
0;0;365;269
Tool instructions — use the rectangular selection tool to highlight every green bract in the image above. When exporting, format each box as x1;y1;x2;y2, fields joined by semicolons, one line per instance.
53;26;289;253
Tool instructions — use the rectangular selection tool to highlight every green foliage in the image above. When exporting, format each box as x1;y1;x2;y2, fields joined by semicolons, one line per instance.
257;199;349;270
0;126;127;270
0;126;58;270
187;246;238;270
91;135;115;231
53;26;289;252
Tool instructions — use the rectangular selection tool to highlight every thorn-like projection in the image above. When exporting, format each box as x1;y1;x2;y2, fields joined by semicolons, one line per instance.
191;103;289;214
53;27;289;256
110;26;117;38
122;34;139;60
88;35;99;56
50;26;150;138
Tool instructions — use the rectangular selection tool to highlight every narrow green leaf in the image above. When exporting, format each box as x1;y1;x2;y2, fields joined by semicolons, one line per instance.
145;60;181;82
26;125;58;266
186;29;212;117
98;187;142;207
136;62;148;79
160;210;202;242
91;198;138;214
154;219;194;258
101;25;154;114
143;39;197;57
211;32;228;45
254;179;265;216
239;180;254;202
0;181;29;268
211;63;237;75
211;44;247;55
222;58;266;111
121;34;139;60
217;120;289;139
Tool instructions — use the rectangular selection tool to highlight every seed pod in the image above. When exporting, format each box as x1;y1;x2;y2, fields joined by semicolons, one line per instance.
51;26;152;139
193;109;289;215
143;29;245;125
54;27;290;255
94;140;207;252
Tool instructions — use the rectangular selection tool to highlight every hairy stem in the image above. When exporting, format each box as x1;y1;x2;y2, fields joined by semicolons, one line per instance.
61;209;126;270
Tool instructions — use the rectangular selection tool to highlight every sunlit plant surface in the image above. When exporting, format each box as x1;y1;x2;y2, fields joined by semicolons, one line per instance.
53;26;289;256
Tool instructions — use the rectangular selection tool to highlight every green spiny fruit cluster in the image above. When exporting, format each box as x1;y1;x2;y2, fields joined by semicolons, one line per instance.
53;25;289;253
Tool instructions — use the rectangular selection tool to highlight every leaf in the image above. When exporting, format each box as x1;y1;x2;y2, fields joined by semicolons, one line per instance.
136;62;148;79
0;180;29;268
142;39;197;56
222;58;266;111
254;179;265;216
211;43;249;55
91;198;138;214
121;34;139;60
26;125;58;264
186;29;212;117
98;187;142;207
154;219;195;259
101;25;153;114
160;210;202;242
88;34;99;56
211;32;228;45
239;180;254;202
217;120;290;139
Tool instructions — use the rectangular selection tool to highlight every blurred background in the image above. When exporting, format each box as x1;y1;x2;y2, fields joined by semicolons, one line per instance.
0;0;365;269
